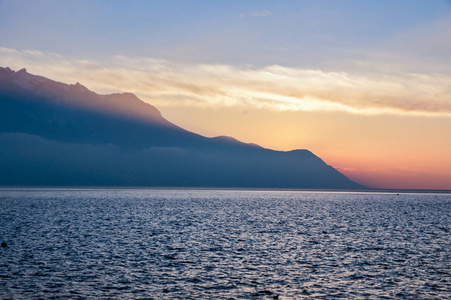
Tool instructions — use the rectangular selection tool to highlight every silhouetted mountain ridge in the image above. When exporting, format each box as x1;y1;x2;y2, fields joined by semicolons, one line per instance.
0;66;365;189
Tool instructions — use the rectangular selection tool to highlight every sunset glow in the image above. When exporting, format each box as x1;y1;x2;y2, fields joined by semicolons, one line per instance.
1;0;450;189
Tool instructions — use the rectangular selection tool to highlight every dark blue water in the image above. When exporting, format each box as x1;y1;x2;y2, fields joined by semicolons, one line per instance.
0;188;450;299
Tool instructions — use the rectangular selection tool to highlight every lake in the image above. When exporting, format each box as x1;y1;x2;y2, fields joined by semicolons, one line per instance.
0;188;450;299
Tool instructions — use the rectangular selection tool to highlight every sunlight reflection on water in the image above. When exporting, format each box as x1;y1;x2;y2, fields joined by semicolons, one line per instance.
0;189;450;299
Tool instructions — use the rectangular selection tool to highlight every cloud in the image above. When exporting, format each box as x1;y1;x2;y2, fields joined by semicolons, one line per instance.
75;60;102;70
1;47;451;117
0;47;18;54
240;10;272;17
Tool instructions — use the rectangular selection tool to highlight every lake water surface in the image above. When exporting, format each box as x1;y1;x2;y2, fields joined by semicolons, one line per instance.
0;188;450;299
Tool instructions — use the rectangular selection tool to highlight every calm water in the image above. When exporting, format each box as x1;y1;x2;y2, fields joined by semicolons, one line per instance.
0;188;450;299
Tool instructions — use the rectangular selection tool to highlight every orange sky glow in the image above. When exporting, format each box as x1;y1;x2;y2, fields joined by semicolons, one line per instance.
1;1;451;190
1;48;450;189
160;107;451;190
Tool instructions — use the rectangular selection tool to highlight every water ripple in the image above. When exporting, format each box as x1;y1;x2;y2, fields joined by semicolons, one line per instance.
0;189;450;299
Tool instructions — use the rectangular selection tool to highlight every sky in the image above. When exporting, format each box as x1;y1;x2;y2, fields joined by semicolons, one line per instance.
1;0;451;189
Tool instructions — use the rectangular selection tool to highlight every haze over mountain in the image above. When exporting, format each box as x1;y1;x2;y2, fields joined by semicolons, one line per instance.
0;66;364;189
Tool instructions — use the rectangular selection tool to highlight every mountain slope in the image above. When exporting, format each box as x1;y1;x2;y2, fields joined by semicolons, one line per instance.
0;66;364;189
0;67;209;148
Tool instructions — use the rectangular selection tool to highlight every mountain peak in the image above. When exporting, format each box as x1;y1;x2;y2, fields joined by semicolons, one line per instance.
71;82;90;93
1;66;175;128
0;66;50;90
0;66;14;77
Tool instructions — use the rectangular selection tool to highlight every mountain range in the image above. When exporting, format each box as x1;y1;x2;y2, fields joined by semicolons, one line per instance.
0;66;364;189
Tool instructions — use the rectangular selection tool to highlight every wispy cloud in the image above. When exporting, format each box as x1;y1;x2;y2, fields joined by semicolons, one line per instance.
1;47;451;117
240;10;272;17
